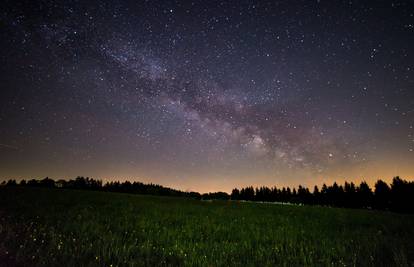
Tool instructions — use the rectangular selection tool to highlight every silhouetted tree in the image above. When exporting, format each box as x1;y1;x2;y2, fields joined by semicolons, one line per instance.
6;179;17;186
344;182;357;208
39;177;55;188
390;176;414;213
27;179;39;186
313;185;320;205
357;181;372;208
231;188;240;200
240;186;255;201
374;180;390;210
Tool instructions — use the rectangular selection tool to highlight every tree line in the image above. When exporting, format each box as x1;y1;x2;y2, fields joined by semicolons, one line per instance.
1;176;413;213
231;177;414;213
1;177;201;199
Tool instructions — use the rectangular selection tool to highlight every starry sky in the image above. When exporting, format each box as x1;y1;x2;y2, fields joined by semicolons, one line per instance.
1;0;413;192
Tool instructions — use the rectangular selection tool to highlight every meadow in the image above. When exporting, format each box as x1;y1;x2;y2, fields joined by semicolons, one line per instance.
0;187;413;266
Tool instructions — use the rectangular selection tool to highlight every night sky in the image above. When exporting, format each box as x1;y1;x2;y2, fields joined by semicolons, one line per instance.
1;0;413;192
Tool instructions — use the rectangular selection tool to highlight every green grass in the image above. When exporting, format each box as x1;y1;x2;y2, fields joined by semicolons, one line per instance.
0;187;413;266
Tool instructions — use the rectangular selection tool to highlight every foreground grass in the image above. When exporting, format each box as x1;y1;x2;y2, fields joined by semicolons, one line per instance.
0;187;413;266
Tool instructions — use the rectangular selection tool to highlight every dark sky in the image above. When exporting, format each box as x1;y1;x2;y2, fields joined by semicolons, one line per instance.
1;0;413;192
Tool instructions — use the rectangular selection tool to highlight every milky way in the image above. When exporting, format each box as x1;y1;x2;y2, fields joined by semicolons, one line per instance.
1;1;413;192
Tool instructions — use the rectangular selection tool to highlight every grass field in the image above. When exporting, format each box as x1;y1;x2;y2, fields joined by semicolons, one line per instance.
1;187;413;266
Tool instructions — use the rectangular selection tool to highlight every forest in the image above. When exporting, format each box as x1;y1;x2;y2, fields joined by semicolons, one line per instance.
2;176;413;213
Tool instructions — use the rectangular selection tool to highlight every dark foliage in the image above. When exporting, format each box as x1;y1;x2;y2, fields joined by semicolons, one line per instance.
3;176;201;199
2;176;413;213
231;177;414;213
201;191;230;200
